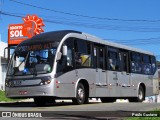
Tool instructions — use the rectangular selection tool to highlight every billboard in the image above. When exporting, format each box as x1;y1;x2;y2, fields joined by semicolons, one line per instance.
8;15;44;45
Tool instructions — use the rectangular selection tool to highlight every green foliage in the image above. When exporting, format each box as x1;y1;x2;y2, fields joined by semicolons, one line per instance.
126;109;160;120
0;90;22;102
127;117;159;120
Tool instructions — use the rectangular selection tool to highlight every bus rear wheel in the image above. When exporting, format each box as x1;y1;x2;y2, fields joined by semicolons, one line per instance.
72;83;86;105
129;86;145;102
100;97;116;103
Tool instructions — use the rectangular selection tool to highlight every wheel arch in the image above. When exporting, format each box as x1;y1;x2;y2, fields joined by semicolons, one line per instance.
138;82;146;99
75;78;89;98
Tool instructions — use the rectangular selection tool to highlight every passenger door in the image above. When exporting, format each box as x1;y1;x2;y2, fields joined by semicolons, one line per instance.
107;48;120;87
120;52;130;87
94;45;107;86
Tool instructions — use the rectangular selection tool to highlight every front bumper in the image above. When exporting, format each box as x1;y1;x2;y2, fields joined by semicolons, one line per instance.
5;84;54;98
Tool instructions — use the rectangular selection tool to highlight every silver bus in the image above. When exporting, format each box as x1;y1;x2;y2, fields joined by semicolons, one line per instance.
5;30;159;106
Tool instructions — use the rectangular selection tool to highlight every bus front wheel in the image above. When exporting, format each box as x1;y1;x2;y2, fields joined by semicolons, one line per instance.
72;83;86;105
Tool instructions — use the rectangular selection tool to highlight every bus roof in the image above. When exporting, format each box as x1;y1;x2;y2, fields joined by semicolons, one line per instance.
18;30;154;56
19;30;81;45
82;32;154;55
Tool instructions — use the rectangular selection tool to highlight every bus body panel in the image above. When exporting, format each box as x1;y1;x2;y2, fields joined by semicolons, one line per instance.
55;70;77;97
74;69;96;97
153;71;159;94
55;69;96;98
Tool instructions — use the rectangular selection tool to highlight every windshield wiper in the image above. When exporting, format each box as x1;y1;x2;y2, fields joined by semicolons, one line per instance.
13;59;25;75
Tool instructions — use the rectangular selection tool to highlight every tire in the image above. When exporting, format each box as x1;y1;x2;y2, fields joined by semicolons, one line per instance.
34;97;47;106
72;83;86;105
129;86;145;102
100;97;116;103
84;98;89;104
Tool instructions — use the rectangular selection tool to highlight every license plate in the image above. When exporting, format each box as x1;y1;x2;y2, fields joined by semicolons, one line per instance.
19;91;28;95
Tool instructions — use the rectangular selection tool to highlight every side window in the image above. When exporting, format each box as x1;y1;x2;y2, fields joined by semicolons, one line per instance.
56;38;74;73
142;55;152;74
108;48;120;71
131;52;142;73
93;47;97;68
151;56;157;74
66;42;73;67
75;39;91;67
93;46;105;69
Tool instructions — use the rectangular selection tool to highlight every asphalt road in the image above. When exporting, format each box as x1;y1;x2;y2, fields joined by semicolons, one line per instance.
0;100;160;119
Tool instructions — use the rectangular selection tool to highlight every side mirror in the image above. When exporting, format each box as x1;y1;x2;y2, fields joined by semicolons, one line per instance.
56;52;62;61
62;45;67;56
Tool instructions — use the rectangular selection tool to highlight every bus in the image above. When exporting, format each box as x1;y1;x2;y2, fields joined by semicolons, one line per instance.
5;30;159;106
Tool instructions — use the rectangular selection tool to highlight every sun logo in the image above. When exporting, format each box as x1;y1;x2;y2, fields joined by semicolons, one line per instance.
22;14;45;36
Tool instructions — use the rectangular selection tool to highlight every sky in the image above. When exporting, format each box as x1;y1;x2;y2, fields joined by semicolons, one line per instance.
1;0;160;59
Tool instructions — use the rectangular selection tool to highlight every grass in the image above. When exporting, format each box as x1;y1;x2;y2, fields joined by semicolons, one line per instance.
126;117;159;120
126;109;160;120
0;90;24;102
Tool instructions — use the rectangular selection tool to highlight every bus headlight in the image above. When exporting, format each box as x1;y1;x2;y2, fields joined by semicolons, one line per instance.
40;80;51;85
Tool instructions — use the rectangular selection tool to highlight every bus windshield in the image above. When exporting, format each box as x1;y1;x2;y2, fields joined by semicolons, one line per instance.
7;41;59;76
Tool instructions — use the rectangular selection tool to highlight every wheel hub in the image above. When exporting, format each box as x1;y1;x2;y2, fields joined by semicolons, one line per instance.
139;90;143;100
78;88;84;100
